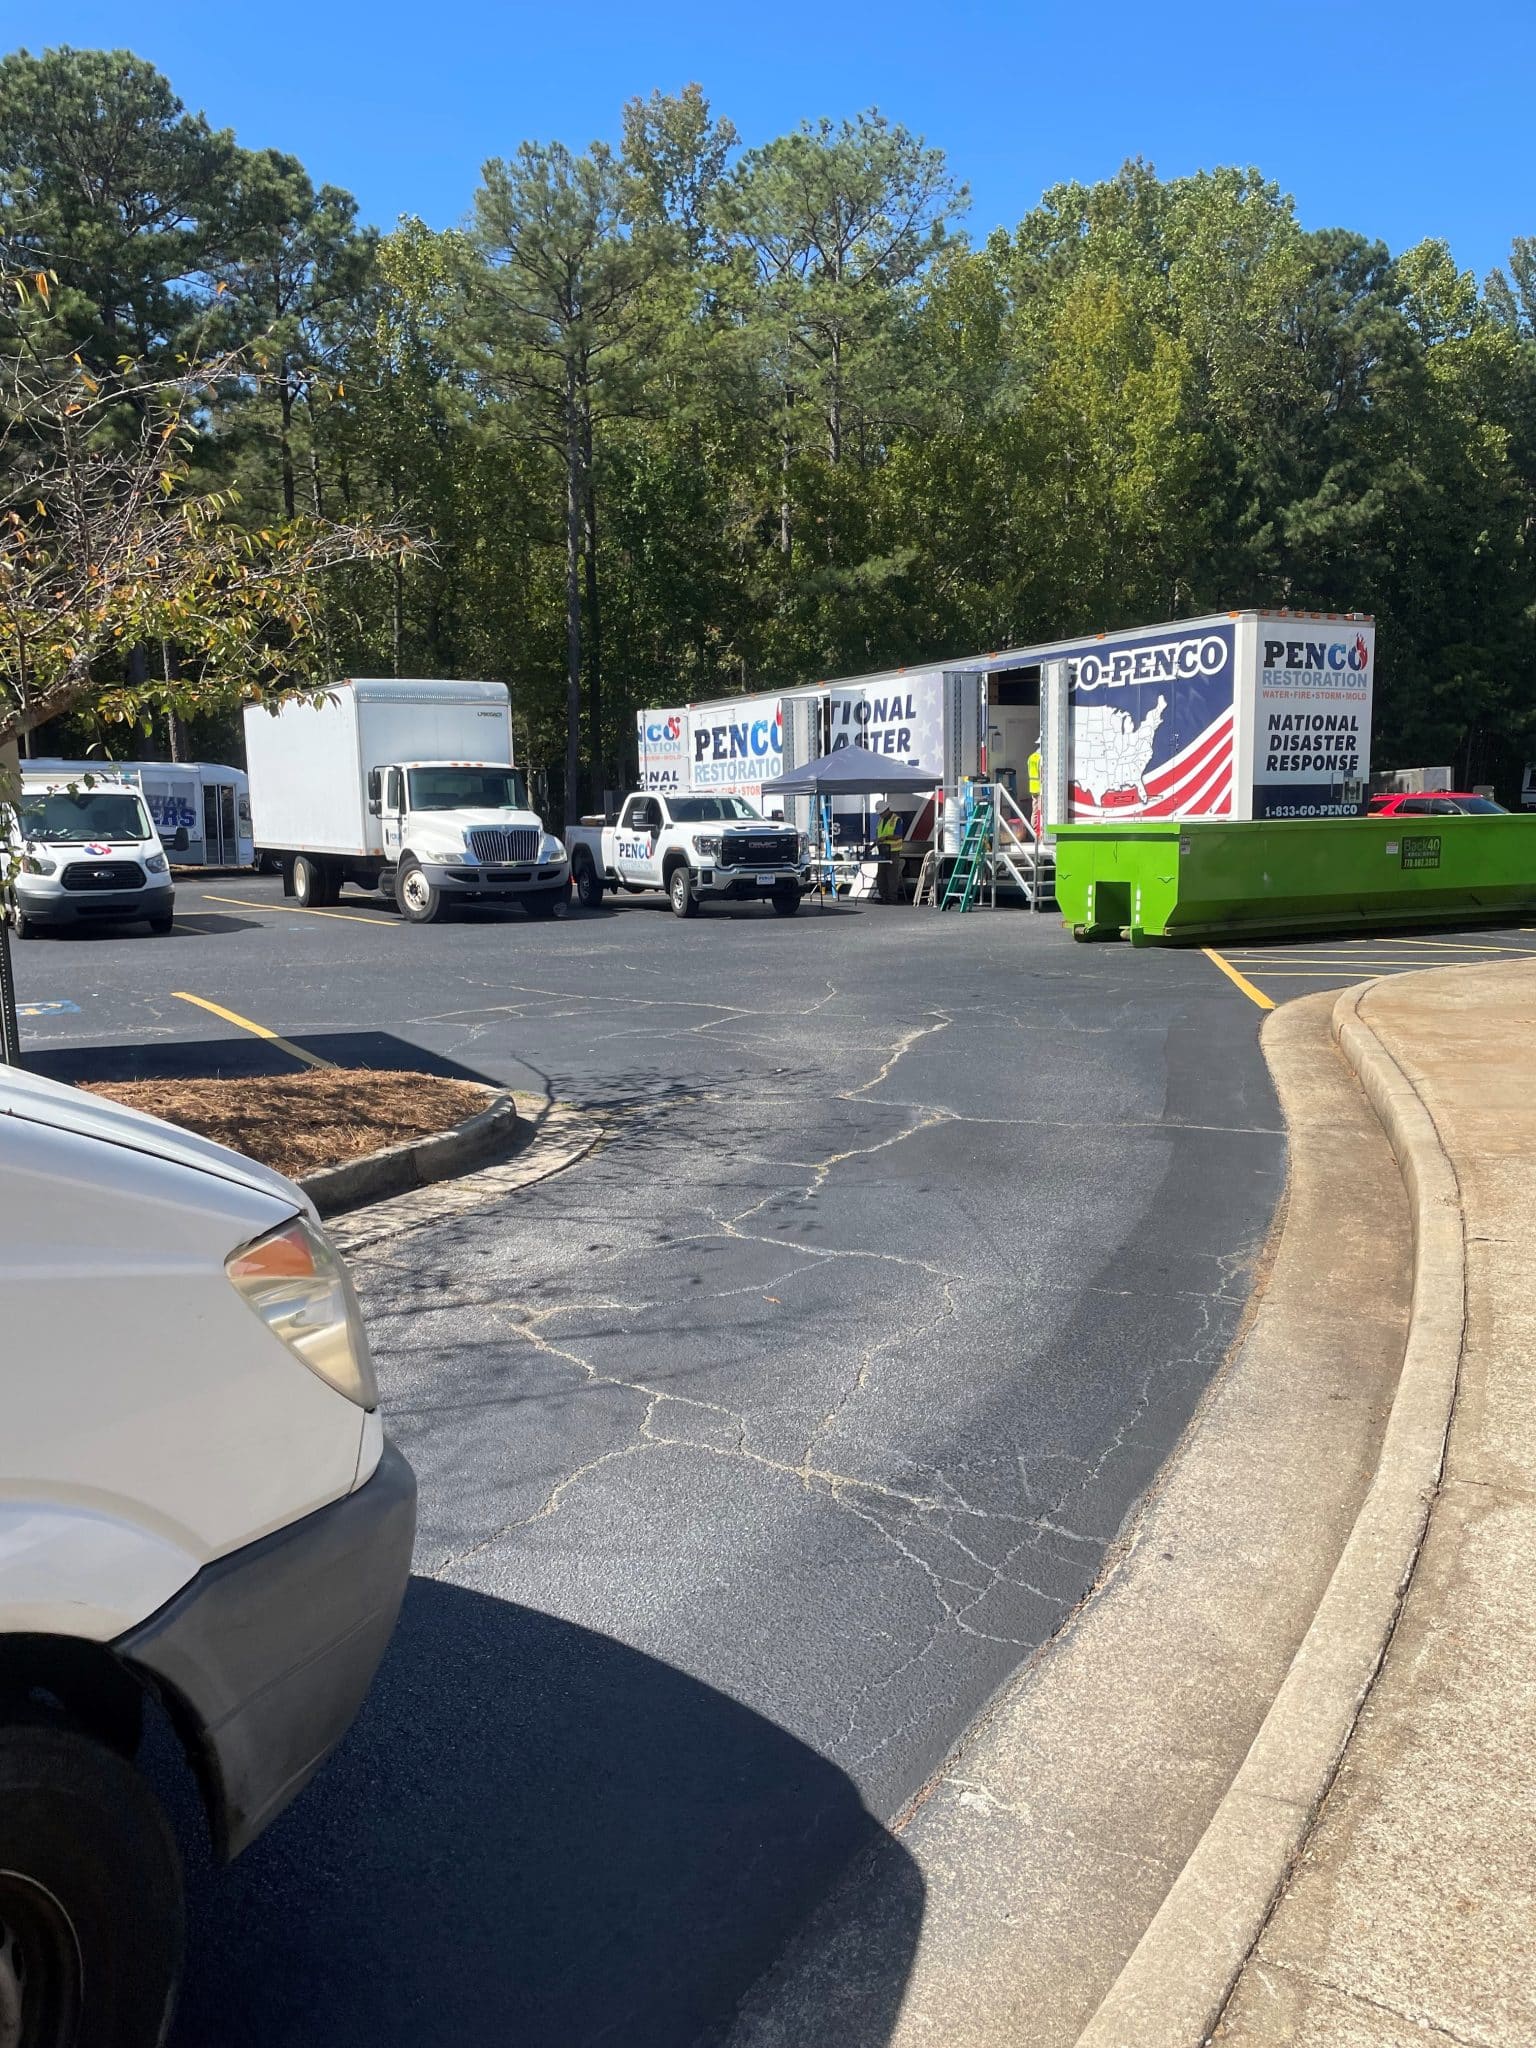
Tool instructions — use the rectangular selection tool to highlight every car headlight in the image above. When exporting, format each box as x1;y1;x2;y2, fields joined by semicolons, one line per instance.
21;854;57;875
694;835;723;858
226;1216;378;1409
539;834;566;863
144;851;169;874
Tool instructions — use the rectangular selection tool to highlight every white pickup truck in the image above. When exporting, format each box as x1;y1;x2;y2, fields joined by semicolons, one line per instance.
566;792;805;918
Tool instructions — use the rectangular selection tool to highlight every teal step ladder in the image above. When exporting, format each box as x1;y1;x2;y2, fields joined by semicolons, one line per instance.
939;797;993;911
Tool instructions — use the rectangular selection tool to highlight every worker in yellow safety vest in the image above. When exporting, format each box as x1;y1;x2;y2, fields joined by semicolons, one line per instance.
1027;745;1042;839
875;805;903;901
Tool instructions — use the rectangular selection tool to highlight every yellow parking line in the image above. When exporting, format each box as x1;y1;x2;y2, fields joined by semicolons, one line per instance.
171;991;335;1070
1202;947;1275;1011
198;891;396;927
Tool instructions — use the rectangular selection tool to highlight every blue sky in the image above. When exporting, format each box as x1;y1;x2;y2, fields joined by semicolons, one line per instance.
7;0;1533;284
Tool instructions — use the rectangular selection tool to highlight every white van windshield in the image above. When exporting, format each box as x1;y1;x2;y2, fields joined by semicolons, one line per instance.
407;768;528;811
19;789;152;842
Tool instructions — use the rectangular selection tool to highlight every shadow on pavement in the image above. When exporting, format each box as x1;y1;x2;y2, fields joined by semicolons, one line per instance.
28;1030;504;1088
169;1577;923;2048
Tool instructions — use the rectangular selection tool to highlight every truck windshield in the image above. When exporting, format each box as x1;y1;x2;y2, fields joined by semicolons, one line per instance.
18;789;151;842
407;768;527;811
667;797;763;822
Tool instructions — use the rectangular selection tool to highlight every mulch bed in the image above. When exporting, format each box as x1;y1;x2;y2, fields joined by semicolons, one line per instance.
82;1069;491;1180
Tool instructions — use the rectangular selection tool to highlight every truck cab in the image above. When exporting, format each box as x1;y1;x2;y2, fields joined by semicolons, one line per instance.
365;760;568;923
566;792;805;918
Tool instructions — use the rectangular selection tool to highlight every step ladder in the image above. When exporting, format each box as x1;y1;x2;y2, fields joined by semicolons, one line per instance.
939;799;993;912
912;848;939;906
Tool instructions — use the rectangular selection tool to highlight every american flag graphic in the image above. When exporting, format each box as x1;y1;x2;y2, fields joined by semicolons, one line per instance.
1070;708;1234;819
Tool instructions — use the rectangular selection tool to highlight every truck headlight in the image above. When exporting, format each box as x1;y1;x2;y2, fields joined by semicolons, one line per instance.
144;851;169;874
694;835;723;858
797;834;809;859
539;834;566;863
21;854;57;875
226;1216;378;1409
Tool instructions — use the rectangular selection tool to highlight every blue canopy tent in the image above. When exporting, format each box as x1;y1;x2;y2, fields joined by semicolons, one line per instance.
773;743;939;797
773;744;940;901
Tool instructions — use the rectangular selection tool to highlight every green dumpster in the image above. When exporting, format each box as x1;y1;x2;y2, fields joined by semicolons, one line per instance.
1053;816;1536;945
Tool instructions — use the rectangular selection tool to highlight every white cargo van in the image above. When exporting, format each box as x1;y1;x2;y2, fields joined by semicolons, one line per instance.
243;678;569;923
4;772;176;937
0;1065;415;2046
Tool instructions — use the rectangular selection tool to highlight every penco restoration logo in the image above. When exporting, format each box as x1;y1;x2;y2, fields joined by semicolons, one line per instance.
1262;632;1371;685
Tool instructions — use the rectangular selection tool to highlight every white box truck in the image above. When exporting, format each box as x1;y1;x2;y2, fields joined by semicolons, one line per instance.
243;678;569;923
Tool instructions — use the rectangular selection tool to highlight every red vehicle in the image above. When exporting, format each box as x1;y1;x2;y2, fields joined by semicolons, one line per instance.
1367;791;1508;817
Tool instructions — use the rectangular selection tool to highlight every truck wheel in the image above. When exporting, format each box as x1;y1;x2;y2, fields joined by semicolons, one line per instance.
668;866;696;919
524;891;561;919
771;884;802;917
0;1725;184;2048
7;900;39;940
147;911;175;935
396;857;445;924
575;860;605;910
292;855;326;909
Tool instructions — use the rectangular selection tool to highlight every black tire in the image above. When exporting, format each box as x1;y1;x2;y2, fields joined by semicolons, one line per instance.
7;900;40;940
147;912;175;935
771;884;802;917
291;854;325;909
0;1725;183;2048
395;856;445;924
575;859;605;910
668;865;696;919
523;891;561;919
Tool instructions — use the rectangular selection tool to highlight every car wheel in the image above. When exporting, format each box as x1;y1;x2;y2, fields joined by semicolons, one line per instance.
395;857;445;924
668;866;696;919
0;1726;183;2048
147;912;175;935
771;884;802;917
575;860;605;910
292;855;326;909
7;900;39;940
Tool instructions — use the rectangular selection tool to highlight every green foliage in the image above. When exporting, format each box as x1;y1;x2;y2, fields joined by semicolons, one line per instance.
6;48;1536;805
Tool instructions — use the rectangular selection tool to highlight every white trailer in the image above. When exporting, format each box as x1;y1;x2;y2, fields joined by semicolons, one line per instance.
243;678;568;923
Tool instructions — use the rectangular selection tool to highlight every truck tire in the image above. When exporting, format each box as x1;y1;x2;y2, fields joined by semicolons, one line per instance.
0;1725;184;2048
574;858;605;910
147;911;175;935
7;900;39;940
292;854;327;909
771;883;802;917
668;865;696;919
396;856;445;925
523;890;562;919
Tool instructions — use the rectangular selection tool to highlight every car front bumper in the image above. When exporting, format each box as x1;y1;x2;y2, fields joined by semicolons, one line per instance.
117;1439;417;1860
14;876;174;926
425;860;569;894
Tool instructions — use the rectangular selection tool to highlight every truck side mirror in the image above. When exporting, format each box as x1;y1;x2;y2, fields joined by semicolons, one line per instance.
366;769;383;817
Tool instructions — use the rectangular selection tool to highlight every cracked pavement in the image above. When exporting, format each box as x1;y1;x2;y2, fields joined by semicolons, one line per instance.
17;884;1285;2046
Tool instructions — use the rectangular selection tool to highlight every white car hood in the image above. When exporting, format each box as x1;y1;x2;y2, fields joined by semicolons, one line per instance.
0;1065;309;1212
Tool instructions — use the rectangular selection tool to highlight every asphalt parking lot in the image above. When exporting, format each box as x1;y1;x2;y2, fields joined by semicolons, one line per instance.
12;882;1529;2046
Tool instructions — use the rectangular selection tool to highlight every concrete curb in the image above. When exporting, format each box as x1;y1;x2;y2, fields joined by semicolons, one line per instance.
1073;979;1467;2048
299;1085;520;1218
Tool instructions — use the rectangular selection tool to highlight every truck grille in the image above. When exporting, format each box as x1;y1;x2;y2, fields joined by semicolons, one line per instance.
717;834;798;868
60;860;144;892
469;827;539;864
